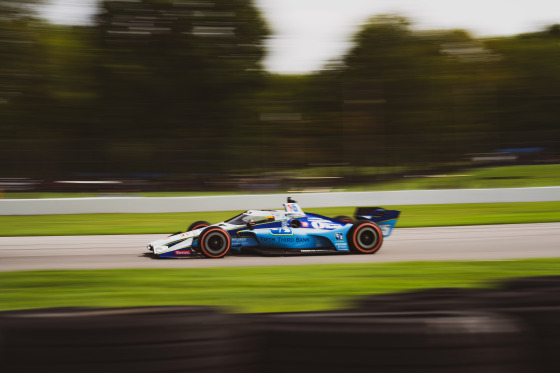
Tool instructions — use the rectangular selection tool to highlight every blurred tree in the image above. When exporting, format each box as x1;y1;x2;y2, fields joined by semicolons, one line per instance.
303;15;535;167
483;28;560;152
2;5;558;184
90;0;270;174
0;0;53;177
326;15;467;165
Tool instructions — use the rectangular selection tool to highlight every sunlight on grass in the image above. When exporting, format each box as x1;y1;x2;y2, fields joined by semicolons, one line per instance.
1;259;560;313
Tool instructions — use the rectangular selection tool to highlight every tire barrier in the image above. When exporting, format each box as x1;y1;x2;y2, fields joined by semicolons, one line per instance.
352;276;560;372
486;276;560;372
0;306;258;373
0;275;559;373
352;287;490;313
498;275;560;292
248;311;530;372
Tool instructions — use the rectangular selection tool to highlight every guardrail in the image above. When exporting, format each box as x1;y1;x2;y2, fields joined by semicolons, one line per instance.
1;187;559;215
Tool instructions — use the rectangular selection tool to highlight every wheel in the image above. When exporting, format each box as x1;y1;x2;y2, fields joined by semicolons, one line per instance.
334;215;353;223
348;220;383;254
198;227;231;258
187;220;211;232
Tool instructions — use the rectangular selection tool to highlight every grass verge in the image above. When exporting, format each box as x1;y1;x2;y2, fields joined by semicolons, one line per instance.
347;164;560;191
4;165;560;199
1;201;559;236
1;258;559;313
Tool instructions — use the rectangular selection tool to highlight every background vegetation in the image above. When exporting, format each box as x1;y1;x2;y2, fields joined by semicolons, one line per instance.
0;0;558;185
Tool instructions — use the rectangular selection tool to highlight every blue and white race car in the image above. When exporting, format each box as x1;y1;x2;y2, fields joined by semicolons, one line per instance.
147;198;400;258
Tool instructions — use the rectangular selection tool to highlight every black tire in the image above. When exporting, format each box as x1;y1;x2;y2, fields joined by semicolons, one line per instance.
334;215;353;223
199;227;231;258
347;220;383;254
187;220;211;232
0;306;257;373
498;275;560;292
352;287;491;313
250;310;529;372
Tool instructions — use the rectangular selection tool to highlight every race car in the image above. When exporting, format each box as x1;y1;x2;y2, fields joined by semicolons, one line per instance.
147;198;400;258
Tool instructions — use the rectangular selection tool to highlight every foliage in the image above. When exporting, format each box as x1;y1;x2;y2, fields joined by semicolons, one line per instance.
0;6;559;178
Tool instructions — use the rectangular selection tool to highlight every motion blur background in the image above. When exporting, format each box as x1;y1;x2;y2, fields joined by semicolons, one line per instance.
1;0;559;194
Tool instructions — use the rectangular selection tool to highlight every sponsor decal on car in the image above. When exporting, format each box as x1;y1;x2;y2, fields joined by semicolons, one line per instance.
379;224;392;236
285;203;299;213
174;250;192;255
269;228;294;236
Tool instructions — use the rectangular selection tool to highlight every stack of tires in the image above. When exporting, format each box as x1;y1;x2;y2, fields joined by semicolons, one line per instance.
483;276;560;372
250;310;530;372
351;276;560;372
0;306;257;373
352;287;489;313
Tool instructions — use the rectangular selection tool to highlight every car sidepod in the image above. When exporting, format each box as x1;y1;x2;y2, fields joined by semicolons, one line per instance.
248;225;353;254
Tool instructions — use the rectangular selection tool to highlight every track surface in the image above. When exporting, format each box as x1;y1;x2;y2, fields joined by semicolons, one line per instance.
0;223;559;271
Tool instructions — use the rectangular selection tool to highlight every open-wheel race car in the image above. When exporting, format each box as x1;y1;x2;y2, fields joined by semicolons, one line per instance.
147;198;400;258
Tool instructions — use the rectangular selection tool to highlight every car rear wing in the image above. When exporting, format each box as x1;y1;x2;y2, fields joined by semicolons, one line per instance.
354;207;401;237
354;207;400;222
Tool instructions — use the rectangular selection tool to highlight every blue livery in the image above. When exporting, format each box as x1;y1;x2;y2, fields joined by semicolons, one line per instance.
147;198;400;258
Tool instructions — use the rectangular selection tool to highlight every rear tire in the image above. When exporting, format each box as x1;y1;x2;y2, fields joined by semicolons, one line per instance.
334;215;353;223
348;220;383;254
199;227;231;258
187;221;211;232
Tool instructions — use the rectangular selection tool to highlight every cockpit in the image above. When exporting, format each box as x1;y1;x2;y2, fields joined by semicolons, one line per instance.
224;211;276;226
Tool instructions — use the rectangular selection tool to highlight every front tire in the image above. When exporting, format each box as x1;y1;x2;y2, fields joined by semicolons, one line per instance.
187;220;211;231
348;220;383;254
198;227;231;258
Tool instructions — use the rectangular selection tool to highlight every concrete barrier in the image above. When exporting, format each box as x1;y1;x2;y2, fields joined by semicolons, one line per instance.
0;187;559;215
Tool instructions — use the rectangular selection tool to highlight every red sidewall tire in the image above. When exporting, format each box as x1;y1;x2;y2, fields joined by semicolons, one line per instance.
199;227;231;258
348;221;383;254
187;221;211;232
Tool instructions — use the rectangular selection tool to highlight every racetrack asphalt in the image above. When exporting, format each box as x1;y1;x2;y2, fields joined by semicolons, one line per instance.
0;223;559;271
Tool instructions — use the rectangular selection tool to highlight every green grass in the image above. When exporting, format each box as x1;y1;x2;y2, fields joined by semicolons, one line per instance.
1;259;560;313
347;164;560;191
3;165;560;199
1;201;559;236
